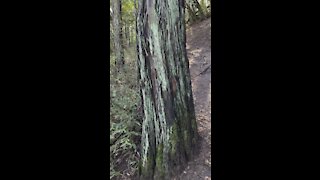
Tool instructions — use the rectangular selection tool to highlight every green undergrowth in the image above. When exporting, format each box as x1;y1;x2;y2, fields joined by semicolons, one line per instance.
185;0;211;26
110;47;142;179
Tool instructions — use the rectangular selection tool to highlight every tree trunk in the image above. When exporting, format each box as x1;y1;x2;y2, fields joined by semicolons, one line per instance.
111;0;125;71
126;24;130;47
136;0;199;179
128;25;130;47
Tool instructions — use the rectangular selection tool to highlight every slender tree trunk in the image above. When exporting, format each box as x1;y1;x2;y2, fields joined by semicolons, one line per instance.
128;25;131;47
136;0;199;179
110;26;114;53
111;0;125;71
126;24;130;47
124;24;127;48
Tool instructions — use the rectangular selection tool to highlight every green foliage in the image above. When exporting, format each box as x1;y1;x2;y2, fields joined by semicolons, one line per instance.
185;0;211;25
110;120;140;179
120;0;135;32
110;47;142;179
122;0;135;20
110;0;136;53
200;0;209;16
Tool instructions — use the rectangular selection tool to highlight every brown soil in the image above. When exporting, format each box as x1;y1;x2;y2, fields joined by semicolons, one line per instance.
176;17;212;180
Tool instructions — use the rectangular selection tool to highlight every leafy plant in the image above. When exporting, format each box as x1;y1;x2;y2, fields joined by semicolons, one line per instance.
110;46;141;179
200;0;209;17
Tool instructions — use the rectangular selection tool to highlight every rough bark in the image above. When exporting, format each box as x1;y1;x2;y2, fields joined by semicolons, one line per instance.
136;0;199;179
111;0;125;71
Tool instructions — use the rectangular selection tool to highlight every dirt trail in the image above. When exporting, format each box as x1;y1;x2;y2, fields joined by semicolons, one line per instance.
177;18;212;180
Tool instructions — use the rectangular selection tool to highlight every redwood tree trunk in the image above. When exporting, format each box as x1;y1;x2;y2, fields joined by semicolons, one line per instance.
136;0;199;179
111;0;125;71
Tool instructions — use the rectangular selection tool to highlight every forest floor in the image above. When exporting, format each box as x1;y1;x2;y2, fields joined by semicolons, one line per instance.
176;17;212;180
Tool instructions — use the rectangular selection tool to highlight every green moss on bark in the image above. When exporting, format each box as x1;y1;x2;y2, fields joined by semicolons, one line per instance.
169;122;178;158
154;143;165;179
139;152;154;180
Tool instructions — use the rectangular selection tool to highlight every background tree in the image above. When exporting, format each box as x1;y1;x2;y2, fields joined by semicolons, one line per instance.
136;0;199;179
110;7;115;53
111;0;125;71
121;0;135;48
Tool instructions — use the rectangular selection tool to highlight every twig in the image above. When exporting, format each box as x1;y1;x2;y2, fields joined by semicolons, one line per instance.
110;132;125;145
192;64;211;79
